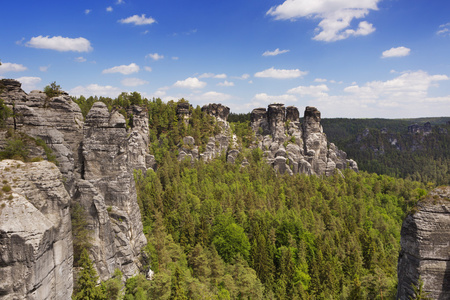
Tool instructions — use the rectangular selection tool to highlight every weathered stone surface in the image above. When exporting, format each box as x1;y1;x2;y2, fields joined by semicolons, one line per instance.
397;186;450;300
201;103;230;121
0;160;73;300
176;102;191;127
0;79;148;292
251;104;357;176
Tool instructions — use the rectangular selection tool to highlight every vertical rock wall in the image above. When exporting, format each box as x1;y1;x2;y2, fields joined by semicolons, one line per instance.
0;79;149;292
397;186;450;299
0;160;73;299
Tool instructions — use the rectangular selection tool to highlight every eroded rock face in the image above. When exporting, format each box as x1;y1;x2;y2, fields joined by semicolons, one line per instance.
201;103;230;121
251;104;358;175
0;79;148;287
397;187;450;300
0;160;73;299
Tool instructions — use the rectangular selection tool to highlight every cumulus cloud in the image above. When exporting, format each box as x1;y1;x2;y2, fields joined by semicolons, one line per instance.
39;65;50;72
146;53;164;61
106;6;113;12
69;84;122;98
121;77;149;87
144;66;152;72
26;36;93;52
262;48;290;56
382;46;411;58
102;63;140;75
0;62;27;74
217;80;234;87
15;77;41;92
254;67;307;79
344;70;448;101
233;74;250;80
190;91;232;104
173;77;207;89
84;9;91;15
287;84;329;97
119;14;156;25
267;0;379;42
314;78;327;82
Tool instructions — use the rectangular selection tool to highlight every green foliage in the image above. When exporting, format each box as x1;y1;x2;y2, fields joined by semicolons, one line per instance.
73;249;105;300
134;151;426;298
409;276;432;300
0;136;29;161
71;203;93;266
322;118;450;185
44;81;62;98
0;98;12;128
101;269;124;300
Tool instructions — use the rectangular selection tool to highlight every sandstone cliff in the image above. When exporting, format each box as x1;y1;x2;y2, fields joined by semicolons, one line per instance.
397;186;450;299
0;160;73;299
0;79;148;288
251;104;358;175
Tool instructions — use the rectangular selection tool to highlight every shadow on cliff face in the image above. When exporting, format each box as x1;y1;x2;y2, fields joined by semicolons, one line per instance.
441;260;450;300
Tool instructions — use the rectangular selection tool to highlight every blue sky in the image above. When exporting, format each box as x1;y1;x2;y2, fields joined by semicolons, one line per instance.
1;0;450;118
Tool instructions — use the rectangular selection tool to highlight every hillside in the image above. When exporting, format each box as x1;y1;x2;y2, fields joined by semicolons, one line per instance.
321;118;450;185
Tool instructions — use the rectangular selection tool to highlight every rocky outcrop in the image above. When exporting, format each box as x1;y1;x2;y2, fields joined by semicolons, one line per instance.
0;160;73;299
178;103;237;164
397;186;450;299
251;105;358;175
0;79;148;286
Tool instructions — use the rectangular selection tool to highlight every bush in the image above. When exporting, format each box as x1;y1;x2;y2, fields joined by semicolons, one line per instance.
0;138;29;161
44;81;62;98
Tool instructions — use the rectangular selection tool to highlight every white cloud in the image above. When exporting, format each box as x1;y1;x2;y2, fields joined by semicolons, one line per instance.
0;62;27;74
119;14;156;25
172;57;179;60
102;63;140;75
69;84;122;98
26;36;93;52
106;6;113;12
39;65;50;72
382;46;411;58
144;66;152;72
117;0;124;4
314;78;327;82
254;67;307;79
267;0;379;42
262;48;290;56
190;91;232;104
344;70;448;100
231;74;250;80
217;80;234;87
199;73;227;79
252;93;298;104
173;77;207;89
121;77;149;87
146;53;164;61
85;9;91;15
437;23;450;36
15;77;41;92
75;56;87;62
287;84;329;97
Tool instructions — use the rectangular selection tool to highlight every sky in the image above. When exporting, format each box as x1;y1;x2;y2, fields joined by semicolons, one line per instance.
1;0;450;118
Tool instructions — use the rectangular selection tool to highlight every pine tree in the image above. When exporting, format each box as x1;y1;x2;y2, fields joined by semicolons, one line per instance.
73;248;105;300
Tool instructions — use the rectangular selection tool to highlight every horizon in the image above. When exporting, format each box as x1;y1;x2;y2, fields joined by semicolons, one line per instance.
1;0;450;118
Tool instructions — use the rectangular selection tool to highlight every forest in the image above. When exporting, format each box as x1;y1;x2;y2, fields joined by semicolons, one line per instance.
1;88;440;299
70;95;429;299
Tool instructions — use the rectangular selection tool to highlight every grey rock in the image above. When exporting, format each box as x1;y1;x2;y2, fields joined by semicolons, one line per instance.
201;103;230;121
397;186;450;300
0;160;73;300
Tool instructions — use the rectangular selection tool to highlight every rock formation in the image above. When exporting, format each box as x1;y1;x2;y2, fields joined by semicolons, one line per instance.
397;186;450;299
0;79;148;287
178;103;237;163
0;160;73;299
251;105;358;175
